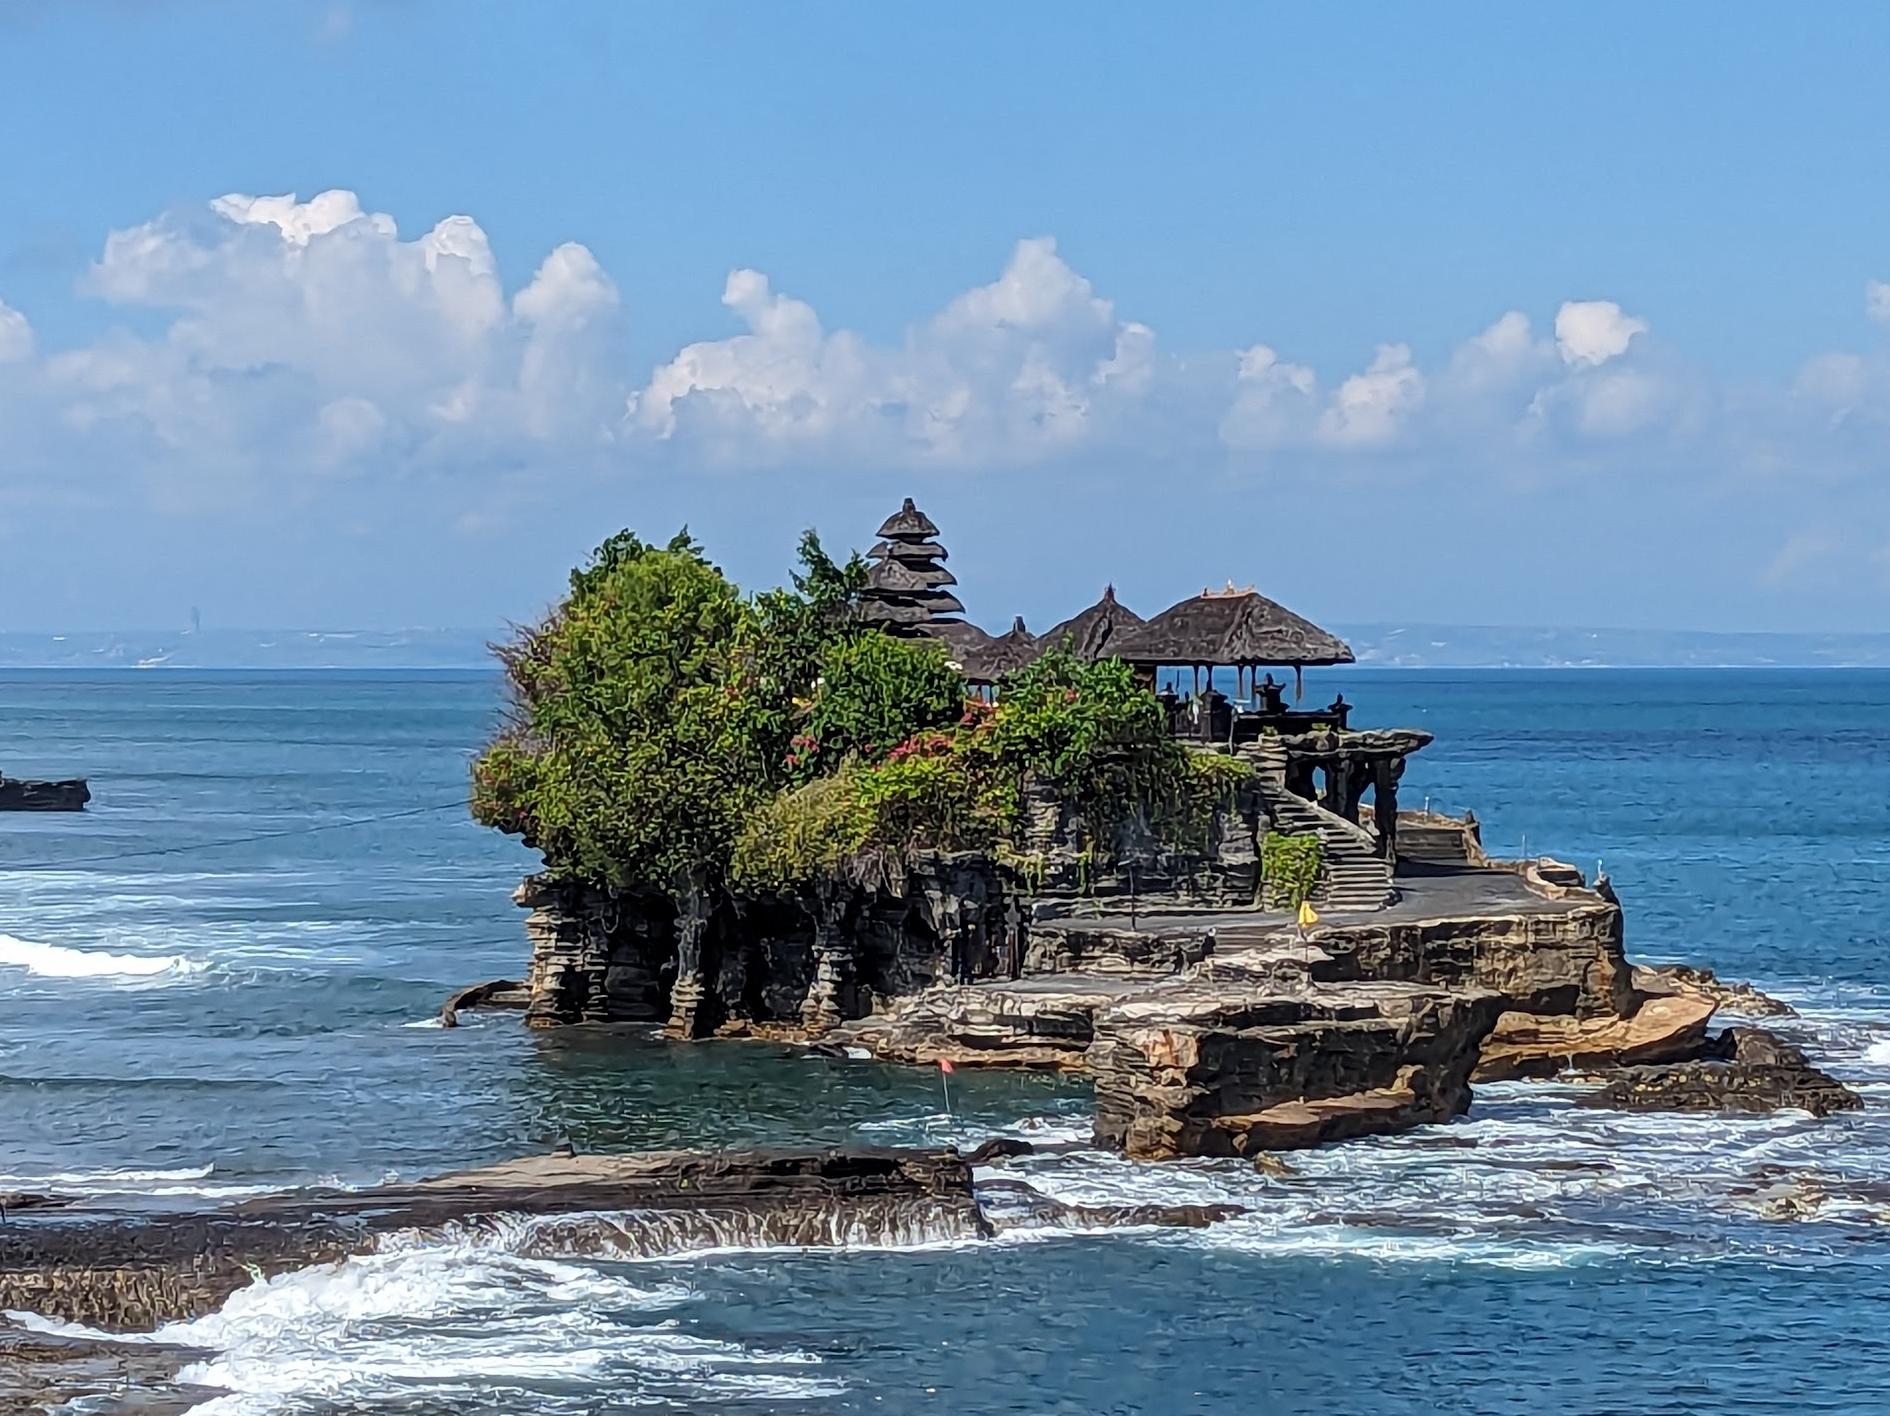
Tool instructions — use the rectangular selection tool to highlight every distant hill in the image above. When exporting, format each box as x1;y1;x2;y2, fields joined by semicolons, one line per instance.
3;624;1890;670
1335;623;1890;669
0;629;496;669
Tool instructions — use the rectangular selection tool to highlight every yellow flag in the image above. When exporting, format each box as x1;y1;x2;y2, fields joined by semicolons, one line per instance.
1297;900;1319;929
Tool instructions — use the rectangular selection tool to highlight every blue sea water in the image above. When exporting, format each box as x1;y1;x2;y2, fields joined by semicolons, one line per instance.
5;667;1890;1413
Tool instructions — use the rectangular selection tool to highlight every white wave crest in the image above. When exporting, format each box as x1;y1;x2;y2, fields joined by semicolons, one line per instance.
16;1242;840;1413
0;931;203;980
0;1161;284;1199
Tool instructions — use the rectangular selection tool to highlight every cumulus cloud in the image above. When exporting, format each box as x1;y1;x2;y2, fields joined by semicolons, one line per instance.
1219;345;1318;449
1554;300;1648;367
1319;344;1425;447
0;297;32;363
5;185;1890;528
631;236;1158;464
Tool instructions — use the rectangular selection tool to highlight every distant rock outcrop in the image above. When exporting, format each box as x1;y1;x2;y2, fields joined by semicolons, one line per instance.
0;777;89;811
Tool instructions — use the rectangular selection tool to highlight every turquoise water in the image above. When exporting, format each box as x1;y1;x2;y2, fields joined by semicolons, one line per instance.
5;668;1890;1413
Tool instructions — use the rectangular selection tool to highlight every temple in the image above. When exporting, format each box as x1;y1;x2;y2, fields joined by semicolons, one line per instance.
503;496;1854;1162
910;498;1427;888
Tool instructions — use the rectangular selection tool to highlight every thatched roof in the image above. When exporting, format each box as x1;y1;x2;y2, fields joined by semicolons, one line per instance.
860;588;964;620
864;559;957;593
1108;587;1353;667
858;599;933;627
876;497;939;540
920;618;993;667
1041;585;1144;661
960;616;1040;685
869;539;949;564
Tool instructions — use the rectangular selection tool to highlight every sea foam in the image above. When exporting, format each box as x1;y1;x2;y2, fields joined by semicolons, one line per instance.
0;931;203;980
15;1240;840;1413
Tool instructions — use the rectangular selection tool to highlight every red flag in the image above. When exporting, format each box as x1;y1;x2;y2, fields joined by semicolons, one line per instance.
938;1057;955;1074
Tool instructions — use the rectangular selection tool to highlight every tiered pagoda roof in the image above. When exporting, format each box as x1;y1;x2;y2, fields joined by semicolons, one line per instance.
858;498;964;637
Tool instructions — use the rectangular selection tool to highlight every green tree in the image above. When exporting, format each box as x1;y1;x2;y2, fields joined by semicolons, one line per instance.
473;531;770;893
793;632;966;777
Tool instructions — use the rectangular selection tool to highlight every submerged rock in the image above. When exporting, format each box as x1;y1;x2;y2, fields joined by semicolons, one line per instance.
1581;1027;1863;1117
0;1325;219;1415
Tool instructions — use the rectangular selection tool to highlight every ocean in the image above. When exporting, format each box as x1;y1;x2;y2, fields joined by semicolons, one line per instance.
5;667;1890;1414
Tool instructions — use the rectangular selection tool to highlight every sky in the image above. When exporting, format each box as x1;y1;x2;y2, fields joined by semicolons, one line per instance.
4;3;1890;635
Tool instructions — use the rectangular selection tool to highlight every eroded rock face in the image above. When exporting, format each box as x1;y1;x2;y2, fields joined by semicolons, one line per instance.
1474;993;1718;1082
1088;980;1506;1159
1581;1028;1863;1117
1631;963;1796;1018
830;979;1118;1070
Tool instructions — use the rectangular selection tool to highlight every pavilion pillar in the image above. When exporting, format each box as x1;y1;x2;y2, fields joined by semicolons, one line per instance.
1372;757;1404;860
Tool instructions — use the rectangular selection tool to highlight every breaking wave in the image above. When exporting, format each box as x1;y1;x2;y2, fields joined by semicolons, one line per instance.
13;1241;842;1414
0;931;205;980
0;1161;283;1200
429;1195;991;1263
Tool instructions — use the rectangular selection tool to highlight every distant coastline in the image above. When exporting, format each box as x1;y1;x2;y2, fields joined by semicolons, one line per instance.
4;624;1890;671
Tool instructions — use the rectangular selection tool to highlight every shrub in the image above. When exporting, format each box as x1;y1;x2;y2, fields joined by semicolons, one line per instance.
1262;831;1324;909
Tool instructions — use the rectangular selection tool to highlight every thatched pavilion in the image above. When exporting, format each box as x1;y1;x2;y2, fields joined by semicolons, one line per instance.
1109;585;1352;694
951;616;1040;695
1040;585;1144;661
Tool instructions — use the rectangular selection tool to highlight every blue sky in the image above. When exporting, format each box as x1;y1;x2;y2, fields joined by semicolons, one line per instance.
4;2;1890;634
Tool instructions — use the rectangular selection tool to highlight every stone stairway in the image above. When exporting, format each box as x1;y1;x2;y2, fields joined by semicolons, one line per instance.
1257;778;1397;912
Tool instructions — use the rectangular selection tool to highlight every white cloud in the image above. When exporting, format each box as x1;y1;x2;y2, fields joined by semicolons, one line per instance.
1319;343;1424;446
0;298;32;363
5;186;1890;519
1555;300;1648;366
1868;279;1890;325
630;236;1156;464
1219;344;1318;449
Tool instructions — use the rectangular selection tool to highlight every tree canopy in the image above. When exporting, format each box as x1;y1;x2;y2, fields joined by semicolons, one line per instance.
475;525;1252;900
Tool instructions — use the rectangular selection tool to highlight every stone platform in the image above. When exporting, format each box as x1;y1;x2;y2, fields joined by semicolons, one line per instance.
832;861;1721;1157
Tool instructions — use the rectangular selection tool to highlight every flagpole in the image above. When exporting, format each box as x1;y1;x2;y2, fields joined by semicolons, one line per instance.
938;1057;954;1120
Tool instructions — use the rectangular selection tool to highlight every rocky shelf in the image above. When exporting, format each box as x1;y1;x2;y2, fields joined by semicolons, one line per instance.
0;1144;1242;1335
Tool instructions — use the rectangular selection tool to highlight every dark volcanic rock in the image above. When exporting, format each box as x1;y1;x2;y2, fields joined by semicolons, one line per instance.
974;1179;1246;1233
0;776;89;811
1581;1028;1862;1117
439;977;530;1026
0;1325;220;1415
0;1147;981;1331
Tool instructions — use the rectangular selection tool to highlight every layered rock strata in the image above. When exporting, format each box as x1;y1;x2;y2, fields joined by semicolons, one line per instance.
1089;980;1506;1159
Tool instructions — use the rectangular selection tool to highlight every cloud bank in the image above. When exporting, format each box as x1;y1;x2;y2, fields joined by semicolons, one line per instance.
3;188;1890;531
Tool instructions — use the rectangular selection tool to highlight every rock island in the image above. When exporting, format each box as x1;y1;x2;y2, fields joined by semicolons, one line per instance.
471;500;1856;1159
